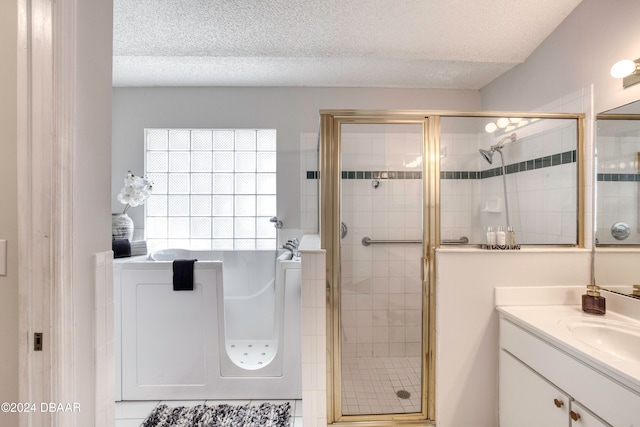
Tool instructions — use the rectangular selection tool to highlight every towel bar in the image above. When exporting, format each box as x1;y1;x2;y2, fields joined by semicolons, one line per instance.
441;236;469;244
361;237;421;246
361;236;469;246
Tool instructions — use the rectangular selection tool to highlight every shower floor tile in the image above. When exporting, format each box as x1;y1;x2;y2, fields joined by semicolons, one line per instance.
341;356;422;415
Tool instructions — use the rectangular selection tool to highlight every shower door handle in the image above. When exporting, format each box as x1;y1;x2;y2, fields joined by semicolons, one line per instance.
421;256;429;281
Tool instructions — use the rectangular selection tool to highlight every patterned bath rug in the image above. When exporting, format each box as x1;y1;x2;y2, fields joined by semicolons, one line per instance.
142;402;292;427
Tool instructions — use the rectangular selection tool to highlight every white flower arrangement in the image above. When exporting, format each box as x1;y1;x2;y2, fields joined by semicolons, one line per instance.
117;171;153;213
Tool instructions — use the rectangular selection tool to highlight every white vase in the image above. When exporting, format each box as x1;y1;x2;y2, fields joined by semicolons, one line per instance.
112;213;134;241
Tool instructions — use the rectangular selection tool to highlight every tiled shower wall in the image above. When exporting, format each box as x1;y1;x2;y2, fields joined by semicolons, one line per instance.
94;251;114;427
440;119;579;245
596;132;640;245
439;133;481;243
300;132;319;233
340;128;423;358
300;245;327;427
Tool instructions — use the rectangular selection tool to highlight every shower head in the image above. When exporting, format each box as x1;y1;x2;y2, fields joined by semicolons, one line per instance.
495;132;517;148
479;148;494;164
479;133;517;164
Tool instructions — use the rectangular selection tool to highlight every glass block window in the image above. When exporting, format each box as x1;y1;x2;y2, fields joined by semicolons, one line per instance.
145;129;277;250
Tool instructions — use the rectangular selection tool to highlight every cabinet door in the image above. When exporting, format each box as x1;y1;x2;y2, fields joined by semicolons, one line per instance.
500;350;569;427
570;401;611;427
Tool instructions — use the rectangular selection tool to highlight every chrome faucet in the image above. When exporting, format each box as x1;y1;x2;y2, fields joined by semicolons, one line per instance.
282;238;299;257
269;216;283;229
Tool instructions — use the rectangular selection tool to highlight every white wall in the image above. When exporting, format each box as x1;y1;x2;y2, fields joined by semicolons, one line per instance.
112;87;481;233
481;0;640;114
73;0;114;425
0;1;19;425
436;249;590;427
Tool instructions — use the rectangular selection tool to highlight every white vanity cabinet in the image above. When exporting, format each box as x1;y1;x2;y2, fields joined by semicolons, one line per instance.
571;401;610;427
499;315;640;427
500;349;609;426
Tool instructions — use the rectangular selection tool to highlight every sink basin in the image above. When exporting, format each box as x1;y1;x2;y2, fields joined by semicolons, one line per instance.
558;317;640;363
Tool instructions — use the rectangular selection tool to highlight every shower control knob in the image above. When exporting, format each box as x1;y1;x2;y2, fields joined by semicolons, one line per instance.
611;221;631;240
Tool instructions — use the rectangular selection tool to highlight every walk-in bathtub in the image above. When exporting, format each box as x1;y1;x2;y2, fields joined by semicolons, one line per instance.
113;249;301;401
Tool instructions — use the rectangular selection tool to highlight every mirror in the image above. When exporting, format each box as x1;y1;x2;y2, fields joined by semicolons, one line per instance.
595;100;640;298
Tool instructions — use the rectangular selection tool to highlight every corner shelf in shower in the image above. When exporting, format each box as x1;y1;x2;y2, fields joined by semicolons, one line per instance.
481;198;503;213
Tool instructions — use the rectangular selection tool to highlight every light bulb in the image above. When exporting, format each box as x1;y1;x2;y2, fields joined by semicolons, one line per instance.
610;59;638;78
509;118;521;123
485;122;497;133
496;118;510;129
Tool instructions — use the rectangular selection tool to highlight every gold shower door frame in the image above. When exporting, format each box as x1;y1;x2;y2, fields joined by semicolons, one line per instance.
320;111;440;426
320;110;585;426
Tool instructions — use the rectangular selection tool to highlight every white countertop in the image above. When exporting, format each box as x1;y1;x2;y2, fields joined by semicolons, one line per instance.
498;304;640;394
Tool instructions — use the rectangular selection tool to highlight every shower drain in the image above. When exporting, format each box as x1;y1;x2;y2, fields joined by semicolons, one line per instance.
396;390;411;399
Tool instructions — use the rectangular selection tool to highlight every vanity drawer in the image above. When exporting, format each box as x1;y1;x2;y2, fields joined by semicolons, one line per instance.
500;318;640;427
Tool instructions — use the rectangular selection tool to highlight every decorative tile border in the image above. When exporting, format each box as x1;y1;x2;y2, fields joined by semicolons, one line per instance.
597;173;640;182
340;170;422;180
304;150;576;180
442;149;576;180
305;170;422;179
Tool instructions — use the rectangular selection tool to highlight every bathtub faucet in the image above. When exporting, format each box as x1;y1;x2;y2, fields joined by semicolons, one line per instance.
269;216;283;229
282;238;299;257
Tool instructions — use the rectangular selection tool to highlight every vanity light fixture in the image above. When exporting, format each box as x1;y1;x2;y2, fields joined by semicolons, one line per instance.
610;58;640;88
484;122;498;133
485;117;532;134
496;117;510;129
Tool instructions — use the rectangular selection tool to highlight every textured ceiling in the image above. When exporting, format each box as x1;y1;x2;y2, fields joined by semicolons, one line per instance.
113;0;582;88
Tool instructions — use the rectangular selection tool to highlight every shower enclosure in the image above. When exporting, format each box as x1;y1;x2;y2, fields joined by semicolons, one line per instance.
320;112;437;424
319;111;585;426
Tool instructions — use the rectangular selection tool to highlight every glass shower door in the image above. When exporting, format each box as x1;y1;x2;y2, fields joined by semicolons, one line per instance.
339;122;425;417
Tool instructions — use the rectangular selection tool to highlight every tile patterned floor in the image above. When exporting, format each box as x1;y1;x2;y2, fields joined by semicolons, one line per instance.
115;399;303;427
341;356;422;415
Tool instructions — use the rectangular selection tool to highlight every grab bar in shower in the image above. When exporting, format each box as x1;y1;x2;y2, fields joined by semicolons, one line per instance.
441;236;469;244
361;237;422;246
361;236;469;246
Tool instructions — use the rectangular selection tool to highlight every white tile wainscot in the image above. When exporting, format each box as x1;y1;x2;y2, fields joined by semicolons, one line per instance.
94;251;115;427
299;235;327;427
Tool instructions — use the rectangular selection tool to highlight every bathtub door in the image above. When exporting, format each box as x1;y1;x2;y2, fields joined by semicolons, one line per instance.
320;113;435;424
120;266;223;400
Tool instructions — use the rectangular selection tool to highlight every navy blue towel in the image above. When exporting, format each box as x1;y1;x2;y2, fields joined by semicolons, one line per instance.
173;259;197;291
112;239;131;258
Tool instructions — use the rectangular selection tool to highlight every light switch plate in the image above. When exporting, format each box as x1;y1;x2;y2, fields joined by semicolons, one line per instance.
0;240;6;275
